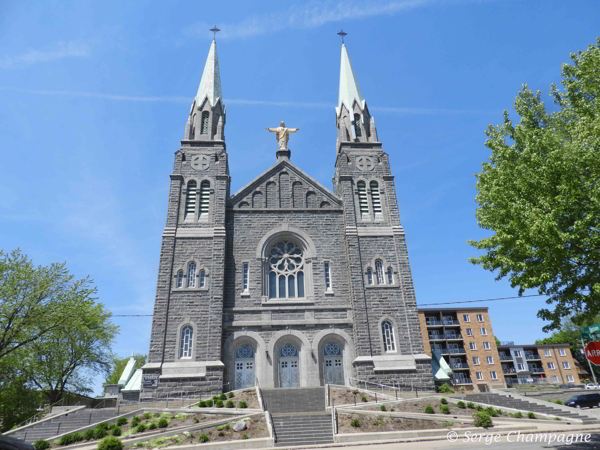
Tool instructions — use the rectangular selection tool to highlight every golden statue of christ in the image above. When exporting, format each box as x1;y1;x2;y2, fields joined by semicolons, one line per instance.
265;121;299;150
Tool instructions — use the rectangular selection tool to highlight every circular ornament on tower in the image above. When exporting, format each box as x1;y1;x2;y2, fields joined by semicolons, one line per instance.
191;154;210;171
356;156;375;171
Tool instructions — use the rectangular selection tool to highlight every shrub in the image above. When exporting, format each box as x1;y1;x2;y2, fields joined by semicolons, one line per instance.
485;407;499;417
441;406;450;414
148;423;157;430
158;419;169;428
215;400;224;408
97;423;110;431
424;406;435;414
224;424;230;430
131;416;141;427
380;405;387;411
476;405;484;412
116;417;127;426
216;425;225;431
473;412;493;428
467;402;476;409
514;412;522;418
242;434;249;439
361;396;368;402
212;396;219;400
226;400;234;408
175;413;188;420
238;401;247;408
437;383;454;393
218;431;225;437
528;412;536;419
555;417;561;420
457;401;466;409
143;412;152;420
135;424;147;433
390;407;395;412
228;392;234;398
197;400;207;407
94;429;107;440
496;409;502;416
84;429;96;441
97;436;124;450
443;421;454;426
219;393;227;400
440;398;448;405
555;400;563;405
160;413;172;418
153;412;161;418
372;420;384;426
111;427;121;437
350;419;360;428
199;434;210;443
352;390;359;394
34;440;51;450
205;400;213;407
194;417;199;423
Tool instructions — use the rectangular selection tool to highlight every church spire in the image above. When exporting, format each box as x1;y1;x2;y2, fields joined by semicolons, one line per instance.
195;39;222;108
336;43;364;117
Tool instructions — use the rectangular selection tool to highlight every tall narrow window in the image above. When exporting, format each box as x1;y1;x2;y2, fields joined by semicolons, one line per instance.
324;262;332;291
367;268;373;285
382;320;396;352
185;181;197;219
353;113;362;137
180;325;193;358
187;263;196;288
191;114;196;138
199;181;210;217
370;181;382;216
242;263;249;292
375;260;385;285
357;181;369;217
199;269;205;288
176;271;184;288
387;267;394;284
201;111;209;134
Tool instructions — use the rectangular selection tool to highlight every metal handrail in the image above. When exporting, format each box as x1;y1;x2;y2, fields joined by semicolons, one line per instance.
255;377;265;411
348;377;423;399
15;397;67;429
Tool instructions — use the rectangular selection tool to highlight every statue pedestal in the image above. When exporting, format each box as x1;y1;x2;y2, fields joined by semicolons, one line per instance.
276;148;291;162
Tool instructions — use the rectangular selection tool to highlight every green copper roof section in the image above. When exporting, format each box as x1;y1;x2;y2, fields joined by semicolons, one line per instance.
195;39;222;108
336;43;364;117
117;357;137;387
431;352;453;381
121;369;142;392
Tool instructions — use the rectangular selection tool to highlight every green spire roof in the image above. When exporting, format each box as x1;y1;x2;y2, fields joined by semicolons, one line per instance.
195;39;222;108
336;43;364;116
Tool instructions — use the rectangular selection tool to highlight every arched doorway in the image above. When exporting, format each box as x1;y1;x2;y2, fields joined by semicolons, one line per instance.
235;344;255;390
323;342;344;385
279;343;300;387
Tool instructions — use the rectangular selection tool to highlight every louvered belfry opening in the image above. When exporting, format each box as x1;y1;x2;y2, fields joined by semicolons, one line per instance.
354;113;362;137
357;181;368;217
185;180;197;218
370;181;382;215
199;180;210;217
201;111;210;134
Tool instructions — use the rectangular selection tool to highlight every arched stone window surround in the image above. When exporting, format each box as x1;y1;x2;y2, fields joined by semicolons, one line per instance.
354;176;386;223
175;319;198;361
365;257;395;287
256;224;316;302
268;330;314;387
238;201;249;208
223;331;266;389
180;176;214;223
312;329;355;386
172;261;210;291
377;316;400;355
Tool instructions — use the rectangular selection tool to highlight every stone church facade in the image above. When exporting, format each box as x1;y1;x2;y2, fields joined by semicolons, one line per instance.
141;38;434;398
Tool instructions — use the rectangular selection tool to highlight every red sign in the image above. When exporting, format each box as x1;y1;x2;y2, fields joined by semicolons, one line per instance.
585;342;600;366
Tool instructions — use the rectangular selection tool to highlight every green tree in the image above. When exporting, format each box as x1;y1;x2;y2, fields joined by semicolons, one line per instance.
469;39;600;331
0;372;43;431
105;354;147;385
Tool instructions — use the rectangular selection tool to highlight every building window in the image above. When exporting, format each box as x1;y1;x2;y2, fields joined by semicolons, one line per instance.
463;314;471;322
375;260;385;285
381;320;396;353
243;263;249;292
201;111;209;134
472;357;480;365
324;262;332;292
547;362;555;370
480;328;487;336
476;314;484;322
487;356;494;364
559;349;566;356
357;181;369;217
387;267;394;285
466;328;473;337
469;342;476;351
476;372;483;381
514;350;522;357
483;341;490;350
199;269;205;288
353;113;362;137
517;363;525;371
370;181;382;216
199;180;210;217
180;325;193;359
563;362;570;369
490;371;498;380
552;375;558;383
185;180;197;219
268;241;304;299
187;263;197;288
544;349;551;357
176;271;184;288
367;268;373;285
567;375;574;382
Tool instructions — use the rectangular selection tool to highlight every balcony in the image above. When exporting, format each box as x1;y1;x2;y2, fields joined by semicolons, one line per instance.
444;348;466;354
503;368;517;374
451;363;470;369
499;354;513;361
452;377;473;385
530;367;545;373
428;333;445;340
442;317;460;326
426;318;442;326
445;333;462;340
525;354;541;360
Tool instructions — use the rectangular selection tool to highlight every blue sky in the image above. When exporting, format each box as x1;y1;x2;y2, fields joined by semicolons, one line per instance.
1;0;598;394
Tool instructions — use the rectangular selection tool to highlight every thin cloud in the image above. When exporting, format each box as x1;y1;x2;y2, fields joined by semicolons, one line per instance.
0;41;90;69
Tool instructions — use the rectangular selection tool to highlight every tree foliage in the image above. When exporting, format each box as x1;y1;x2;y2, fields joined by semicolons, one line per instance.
469;38;600;331
105;354;147;385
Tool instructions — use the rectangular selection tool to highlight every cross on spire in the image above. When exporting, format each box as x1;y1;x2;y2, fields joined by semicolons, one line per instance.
210;25;220;40
337;29;347;44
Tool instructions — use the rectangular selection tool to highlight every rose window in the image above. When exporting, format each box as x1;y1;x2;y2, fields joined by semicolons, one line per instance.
268;241;305;298
324;342;341;356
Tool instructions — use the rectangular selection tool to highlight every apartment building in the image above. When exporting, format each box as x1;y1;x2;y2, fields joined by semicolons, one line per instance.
497;344;580;386
418;307;504;393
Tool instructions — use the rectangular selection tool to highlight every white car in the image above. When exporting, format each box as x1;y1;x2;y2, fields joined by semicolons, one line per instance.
585;383;599;389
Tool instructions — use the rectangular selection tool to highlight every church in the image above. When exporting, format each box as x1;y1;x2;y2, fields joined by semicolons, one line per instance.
140;35;434;398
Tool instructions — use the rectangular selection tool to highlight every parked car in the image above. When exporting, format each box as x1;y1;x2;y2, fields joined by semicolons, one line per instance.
585;383;600;390
565;393;600;409
0;435;35;450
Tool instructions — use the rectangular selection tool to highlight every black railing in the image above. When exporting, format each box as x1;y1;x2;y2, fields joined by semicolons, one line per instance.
453;377;473;384
499;355;513;361
443;318;460;325
525;354;541;360
503;368;516;374
446;348;466;354
426;319;442;326
530;367;545;373
446;333;462;340
451;363;469;369
428;333;445;340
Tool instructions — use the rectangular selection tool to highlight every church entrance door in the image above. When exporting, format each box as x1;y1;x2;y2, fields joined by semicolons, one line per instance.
279;343;300;388
235;345;255;390
323;342;344;385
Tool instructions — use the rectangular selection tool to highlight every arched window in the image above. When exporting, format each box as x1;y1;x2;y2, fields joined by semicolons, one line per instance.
375;260;385;285
187;263;197;288
354;113;362;137
201;111;210;134
176;271;184;288
199;181;210;217
268;241;304;299
387;267;394;285
382;320;396;353
357;181;368;217
367;268;373;285
185;181;197;219
199;269;205;288
370;181;382;216
180;325;193;358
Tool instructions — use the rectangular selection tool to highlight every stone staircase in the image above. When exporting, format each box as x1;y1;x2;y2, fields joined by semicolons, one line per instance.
464;393;600;424
8;408;121;443
262;387;334;447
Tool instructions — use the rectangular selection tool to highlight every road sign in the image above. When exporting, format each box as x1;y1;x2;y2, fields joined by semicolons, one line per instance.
581;325;600;341
584;341;600;366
